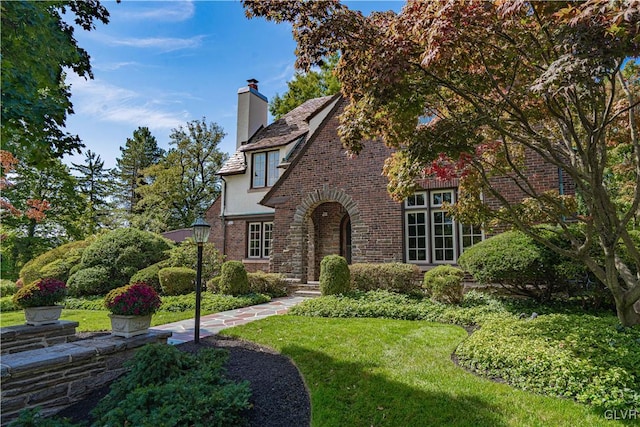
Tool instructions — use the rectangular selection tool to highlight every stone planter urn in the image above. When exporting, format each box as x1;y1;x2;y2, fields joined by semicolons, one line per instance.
109;314;152;338
24;305;63;326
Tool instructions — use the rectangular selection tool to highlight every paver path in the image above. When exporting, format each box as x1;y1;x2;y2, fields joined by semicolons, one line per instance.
152;296;308;344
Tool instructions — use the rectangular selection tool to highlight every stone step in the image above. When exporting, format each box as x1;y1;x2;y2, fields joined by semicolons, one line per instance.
293;289;322;298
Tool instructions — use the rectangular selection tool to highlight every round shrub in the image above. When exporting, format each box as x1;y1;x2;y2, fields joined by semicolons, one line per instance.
78;228;173;291
165;240;224;283
218;261;249;296
0;279;18;297
67;266;110;297
158;267;196;296
130;261;167;293
19;239;90;285
423;265;465;304
349;263;422;294
320;255;350;296
457;231;557;301
207;276;221;293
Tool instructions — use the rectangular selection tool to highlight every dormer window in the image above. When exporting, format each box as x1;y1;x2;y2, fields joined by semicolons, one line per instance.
252;150;279;188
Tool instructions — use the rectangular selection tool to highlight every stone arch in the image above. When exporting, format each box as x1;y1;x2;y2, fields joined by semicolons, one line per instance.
286;185;367;282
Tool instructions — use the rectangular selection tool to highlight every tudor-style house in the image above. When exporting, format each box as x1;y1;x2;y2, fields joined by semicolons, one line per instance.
205;80;573;283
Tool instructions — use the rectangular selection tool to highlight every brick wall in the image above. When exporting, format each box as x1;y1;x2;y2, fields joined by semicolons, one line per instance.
265;100;404;280
204;198;271;272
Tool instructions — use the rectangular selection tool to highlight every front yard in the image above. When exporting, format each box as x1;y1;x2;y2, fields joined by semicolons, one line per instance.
223;315;627;426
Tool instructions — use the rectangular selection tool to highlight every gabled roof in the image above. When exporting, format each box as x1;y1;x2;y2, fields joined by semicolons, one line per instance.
217;95;337;176
260;97;344;208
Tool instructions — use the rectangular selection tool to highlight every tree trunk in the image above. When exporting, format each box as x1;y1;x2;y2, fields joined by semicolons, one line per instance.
617;300;640;327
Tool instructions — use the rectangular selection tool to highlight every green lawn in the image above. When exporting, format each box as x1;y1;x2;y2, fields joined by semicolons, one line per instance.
222;315;627;427
0;309;203;332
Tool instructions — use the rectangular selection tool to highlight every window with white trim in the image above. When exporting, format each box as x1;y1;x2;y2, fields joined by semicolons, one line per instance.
404;189;483;263
248;221;273;259
252;150;279;188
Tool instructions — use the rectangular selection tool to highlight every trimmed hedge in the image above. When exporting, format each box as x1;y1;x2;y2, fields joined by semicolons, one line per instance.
349;263;421;294
320;255;350;296
19;240;90;286
158;267;196;296
130;261;168;293
423;265;465;304
68;228;172;295
247;271;288;297
458;230;558;300
0;280;17;297
67;266;110;297
218;261;249;296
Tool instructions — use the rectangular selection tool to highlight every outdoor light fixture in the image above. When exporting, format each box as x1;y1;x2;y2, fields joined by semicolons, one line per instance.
191;217;210;343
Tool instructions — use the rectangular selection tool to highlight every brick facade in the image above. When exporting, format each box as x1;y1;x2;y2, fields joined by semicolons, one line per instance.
263;100;404;281
204;198;271;273
208;97;574;279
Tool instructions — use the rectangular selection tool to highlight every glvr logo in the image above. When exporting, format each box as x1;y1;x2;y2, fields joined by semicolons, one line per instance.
604;409;638;420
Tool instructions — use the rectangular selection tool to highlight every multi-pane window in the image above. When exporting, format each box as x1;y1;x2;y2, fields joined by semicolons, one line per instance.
252;150;279;188
404;189;483;263
248;221;273;259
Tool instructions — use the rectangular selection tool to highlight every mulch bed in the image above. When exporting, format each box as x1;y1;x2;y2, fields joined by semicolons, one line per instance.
56;335;311;426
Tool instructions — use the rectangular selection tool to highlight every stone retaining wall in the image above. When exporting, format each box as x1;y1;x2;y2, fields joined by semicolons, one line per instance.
1;321;80;355
0;328;172;425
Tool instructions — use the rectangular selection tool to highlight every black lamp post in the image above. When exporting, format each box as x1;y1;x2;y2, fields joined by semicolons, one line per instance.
191;217;210;343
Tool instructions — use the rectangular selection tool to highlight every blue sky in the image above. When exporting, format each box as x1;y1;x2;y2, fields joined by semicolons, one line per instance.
63;0;402;170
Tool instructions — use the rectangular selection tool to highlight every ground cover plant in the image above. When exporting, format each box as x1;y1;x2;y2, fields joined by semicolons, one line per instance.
224;315;625;426
289;290;640;415
91;344;251;426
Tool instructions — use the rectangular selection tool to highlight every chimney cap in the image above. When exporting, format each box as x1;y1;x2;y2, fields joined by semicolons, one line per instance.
247;78;259;90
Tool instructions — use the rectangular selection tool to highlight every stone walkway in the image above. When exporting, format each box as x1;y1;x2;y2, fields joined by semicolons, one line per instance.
152;296;308;344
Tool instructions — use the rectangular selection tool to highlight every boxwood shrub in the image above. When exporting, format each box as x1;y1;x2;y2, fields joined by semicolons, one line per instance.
130;261;168;293
320;255;350;296
349;263;422;294
73;228;172;293
457;230;558;301
158;267;196;296
67;266;110;297
423;265;465;304
19;239;90;286
218;261;249;296
247;271;288;297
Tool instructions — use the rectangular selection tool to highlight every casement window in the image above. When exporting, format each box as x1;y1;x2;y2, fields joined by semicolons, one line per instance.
252;150;279;188
248;222;273;259
404;190;483;263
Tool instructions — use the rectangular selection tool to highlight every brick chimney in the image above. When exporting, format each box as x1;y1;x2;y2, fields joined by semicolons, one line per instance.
236;79;268;148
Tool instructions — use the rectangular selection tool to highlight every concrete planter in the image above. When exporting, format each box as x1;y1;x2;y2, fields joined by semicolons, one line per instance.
109;314;152;338
24;305;63;326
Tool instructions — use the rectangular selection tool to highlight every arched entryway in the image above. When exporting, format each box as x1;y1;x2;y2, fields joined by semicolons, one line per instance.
285;186;365;282
307;202;351;281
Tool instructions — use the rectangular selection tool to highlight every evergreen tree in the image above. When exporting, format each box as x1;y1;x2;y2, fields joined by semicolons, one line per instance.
115;127;165;215
71;150;113;235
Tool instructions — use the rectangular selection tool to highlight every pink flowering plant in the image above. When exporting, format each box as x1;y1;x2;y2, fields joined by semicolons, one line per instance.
12;278;67;308
104;282;161;316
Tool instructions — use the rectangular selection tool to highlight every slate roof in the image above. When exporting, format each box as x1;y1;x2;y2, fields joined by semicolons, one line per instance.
217;95;337;176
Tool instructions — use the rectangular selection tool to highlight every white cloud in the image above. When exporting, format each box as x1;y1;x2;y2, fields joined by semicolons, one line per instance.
95;61;142;71
116;1;195;22
104;35;205;52
67;74;189;131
